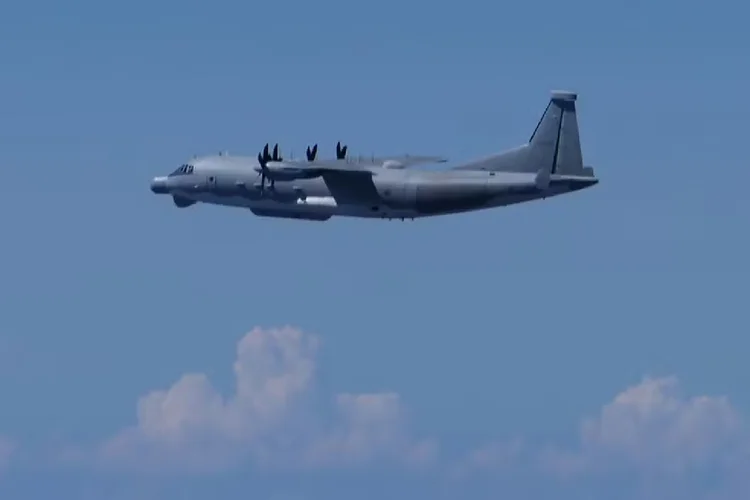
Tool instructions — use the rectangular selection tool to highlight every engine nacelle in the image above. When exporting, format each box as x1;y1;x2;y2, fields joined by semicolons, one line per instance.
270;167;320;181
382;159;406;169
257;164;321;182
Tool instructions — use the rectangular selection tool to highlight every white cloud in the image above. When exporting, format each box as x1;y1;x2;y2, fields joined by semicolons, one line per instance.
303;392;438;468
51;325;749;498
454;376;750;498
540;376;745;478
91;326;436;473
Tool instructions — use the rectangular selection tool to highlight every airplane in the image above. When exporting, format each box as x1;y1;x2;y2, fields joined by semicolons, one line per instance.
149;90;599;221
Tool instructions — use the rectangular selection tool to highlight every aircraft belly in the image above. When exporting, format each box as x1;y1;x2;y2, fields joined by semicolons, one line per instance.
250;207;331;221
191;193;255;208
172;194;196;207
415;179;492;215
483;180;578;207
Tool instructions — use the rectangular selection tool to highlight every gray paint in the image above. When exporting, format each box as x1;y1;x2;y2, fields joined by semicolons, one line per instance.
149;91;599;221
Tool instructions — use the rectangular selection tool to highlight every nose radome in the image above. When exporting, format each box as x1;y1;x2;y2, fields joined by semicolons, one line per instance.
150;176;168;194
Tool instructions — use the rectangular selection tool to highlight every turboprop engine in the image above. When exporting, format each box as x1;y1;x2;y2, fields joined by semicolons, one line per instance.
255;143;320;189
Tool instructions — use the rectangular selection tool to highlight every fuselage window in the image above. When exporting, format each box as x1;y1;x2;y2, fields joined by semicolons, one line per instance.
169;164;194;176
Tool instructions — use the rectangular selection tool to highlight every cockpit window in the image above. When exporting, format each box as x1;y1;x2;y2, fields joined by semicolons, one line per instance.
169;164;194;176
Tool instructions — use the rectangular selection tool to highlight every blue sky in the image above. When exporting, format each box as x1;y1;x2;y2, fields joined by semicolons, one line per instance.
1;0;749;498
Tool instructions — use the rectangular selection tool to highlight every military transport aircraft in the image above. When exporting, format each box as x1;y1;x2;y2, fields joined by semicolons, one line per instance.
149;91;598;221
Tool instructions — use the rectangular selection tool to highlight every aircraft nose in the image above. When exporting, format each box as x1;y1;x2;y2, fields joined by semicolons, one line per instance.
150;176;169;194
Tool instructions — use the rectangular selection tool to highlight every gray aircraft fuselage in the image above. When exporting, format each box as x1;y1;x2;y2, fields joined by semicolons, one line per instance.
149;91;599;221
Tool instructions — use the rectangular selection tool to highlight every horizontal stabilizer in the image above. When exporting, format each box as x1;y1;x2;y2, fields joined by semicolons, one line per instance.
581;165;596;177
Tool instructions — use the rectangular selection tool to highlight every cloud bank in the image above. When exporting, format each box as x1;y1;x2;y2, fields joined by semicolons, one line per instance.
541;375;745;478
451;376;750;499
92;326;437;473
34;326;750;498
458;375;747;469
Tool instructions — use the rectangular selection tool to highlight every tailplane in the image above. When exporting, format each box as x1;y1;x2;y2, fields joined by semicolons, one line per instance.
453;91;595;177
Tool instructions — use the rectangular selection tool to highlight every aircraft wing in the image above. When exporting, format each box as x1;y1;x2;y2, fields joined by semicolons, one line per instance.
266;159;368;172
318;169;381;205
269;156;447;170
264;160;379;204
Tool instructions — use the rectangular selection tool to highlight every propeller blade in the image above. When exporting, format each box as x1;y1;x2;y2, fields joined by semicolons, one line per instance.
257;150;269;191
272;143;279;161
336;141;348;160
306;144;319;161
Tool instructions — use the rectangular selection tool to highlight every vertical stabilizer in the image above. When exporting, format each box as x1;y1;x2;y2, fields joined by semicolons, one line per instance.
528;91;585;175
452;90;594;177
552;91;584;175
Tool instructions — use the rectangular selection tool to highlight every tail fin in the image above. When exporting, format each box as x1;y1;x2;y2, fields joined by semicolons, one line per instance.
528;90;589;176
453;91;595;177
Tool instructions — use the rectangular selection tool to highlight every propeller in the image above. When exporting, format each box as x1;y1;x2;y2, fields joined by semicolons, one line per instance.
335;141;348;160
306;144;318;161
256;142;283;191
272;143;282;162
256;145;269;190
